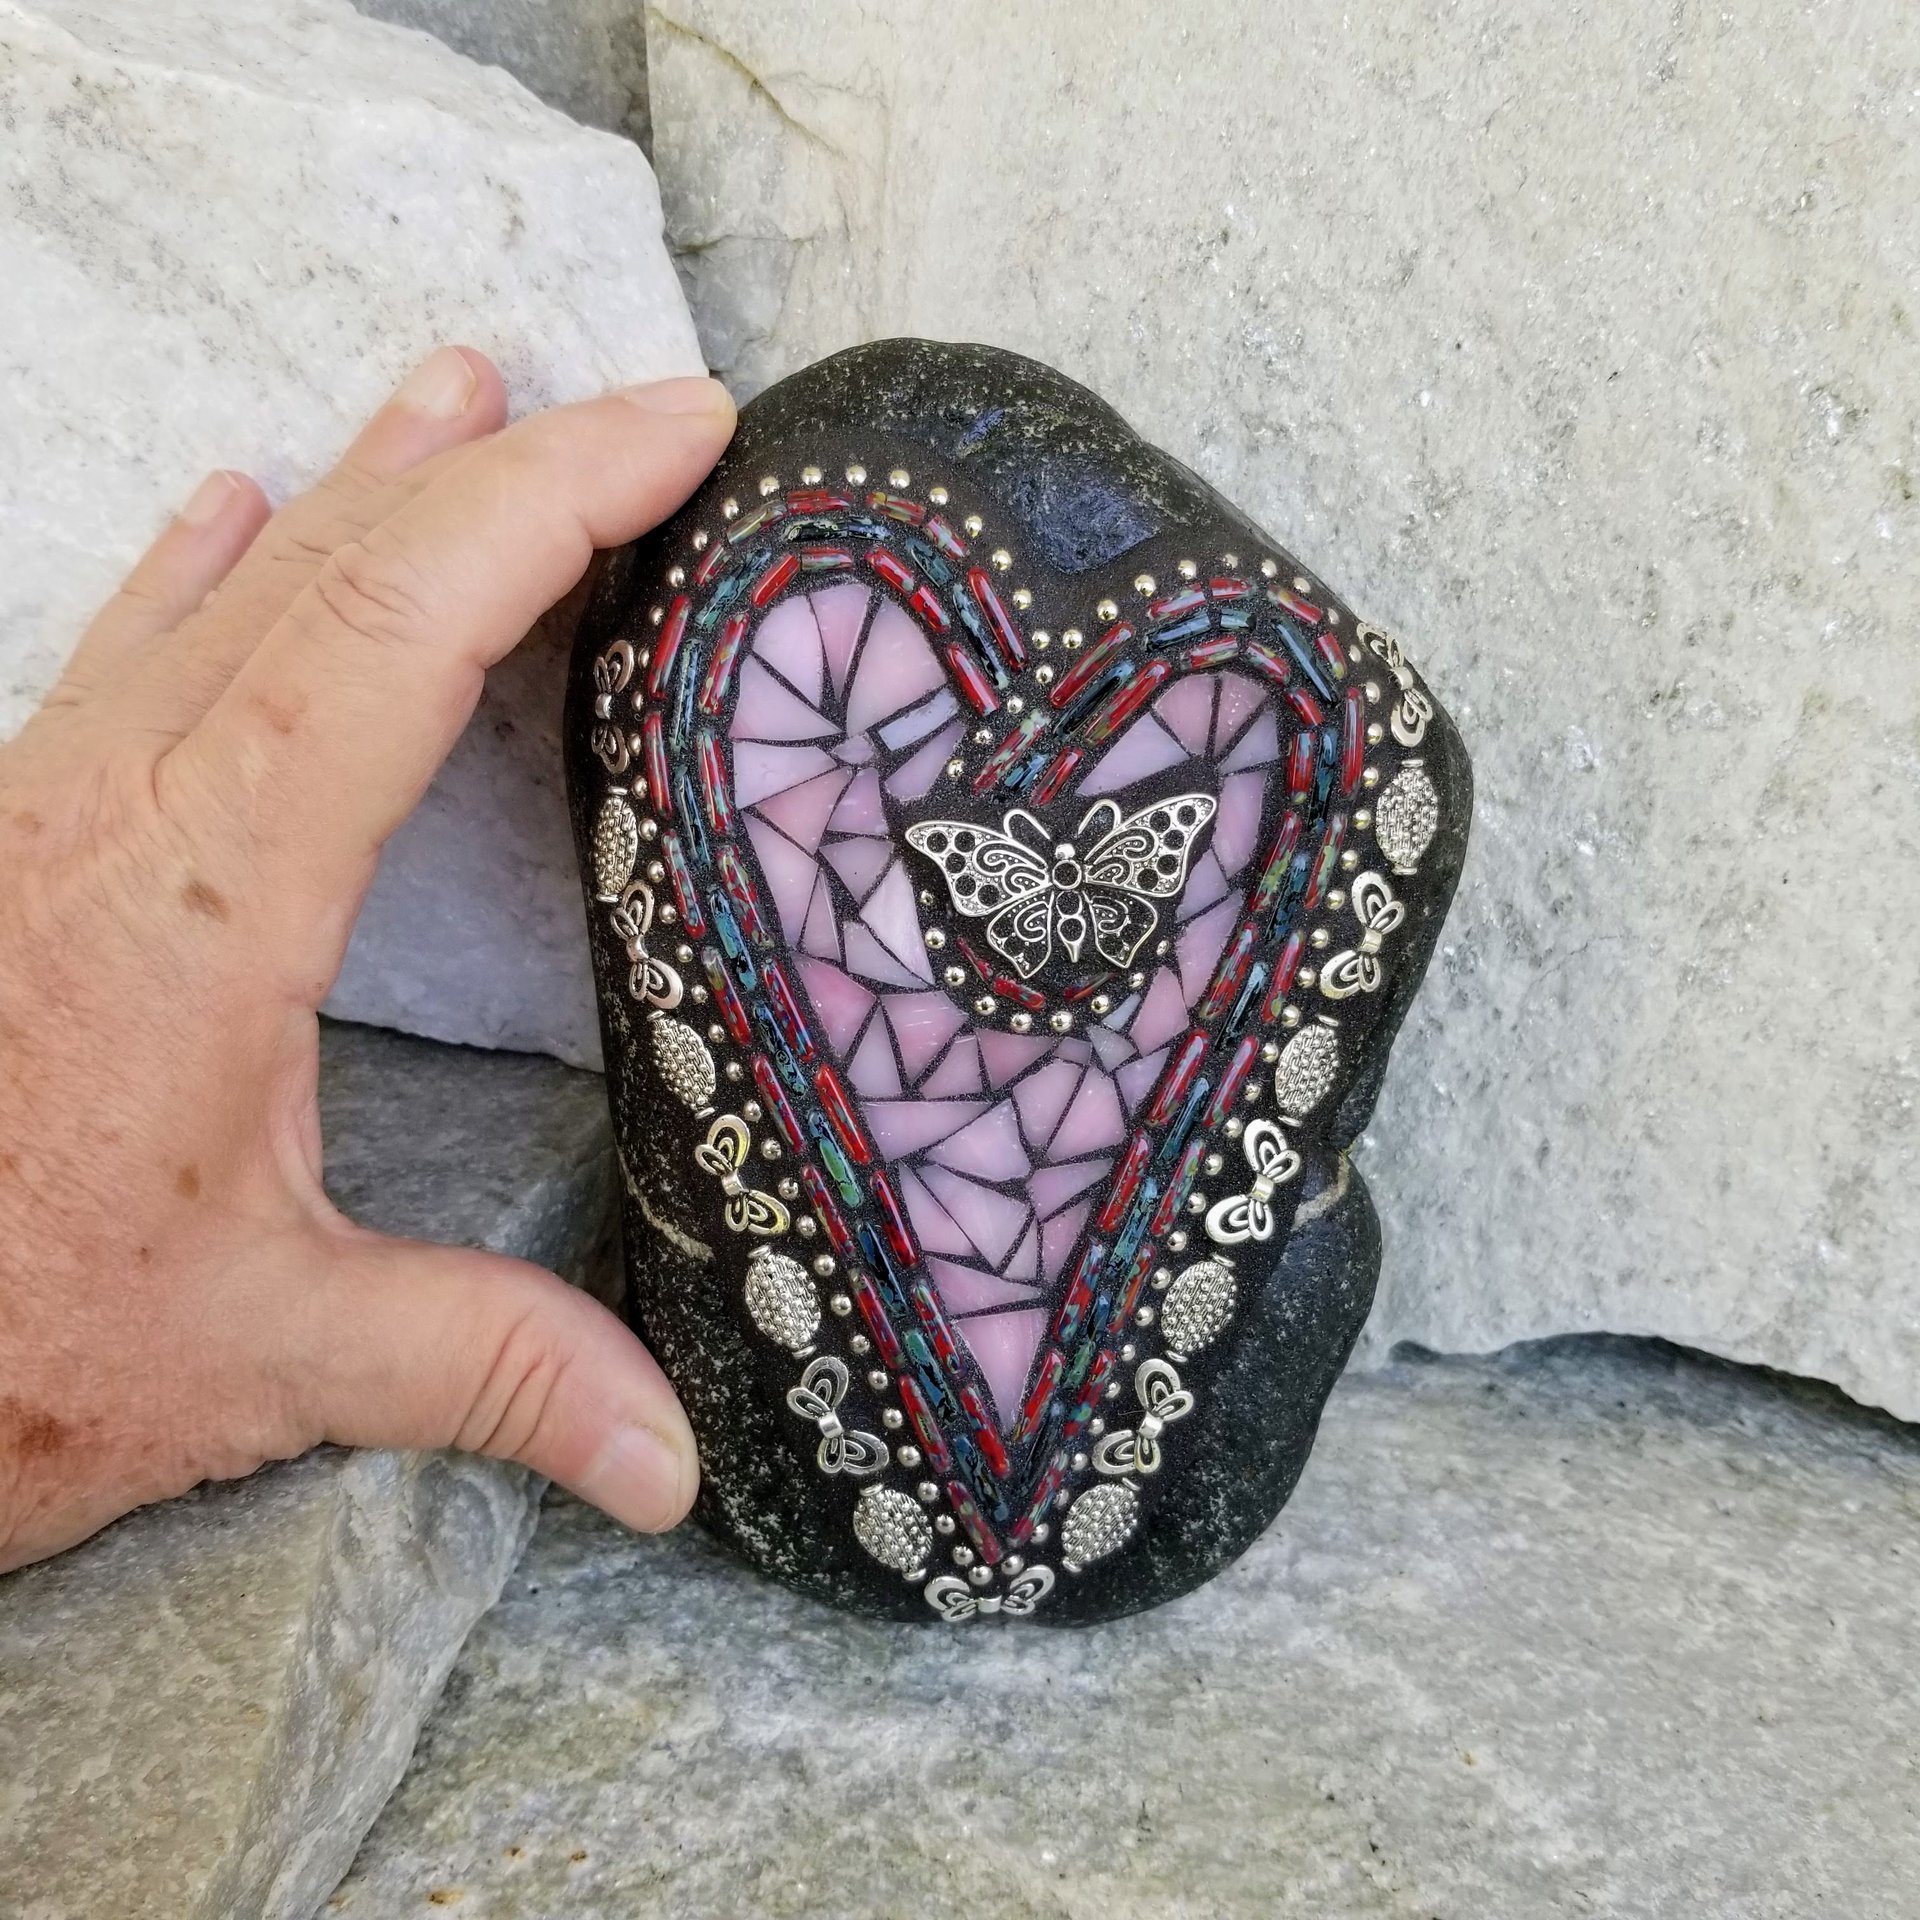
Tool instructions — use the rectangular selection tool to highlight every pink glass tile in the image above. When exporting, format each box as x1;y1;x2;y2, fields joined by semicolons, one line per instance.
823;836;892;902
1175;850;1231;922
878;688;958;751
866;1098;989;1158
834;734;875;765
828;767;888;836
842;924;926;989
885;720;966;802
1010;1058;1084;1149
918;1167;1030;1267
743;815;818;940
845;597;948;734
1078;715;1188;798
925;1258;1043;1316
812;581;870;697
920;1035;985;1096
754;766;851;855
1027;1157;1112;1216
977;1030;1055;1089
859;862;932;979
1214;671;1266;748
1054;1071;1125;1156
1005;1220;1039;1282
1211;769;1267;877
732;741;835;809
882;992;966;1077
732;657;836;743
1087;1026;1135;1071
1127;966;1191;1054
846;1011;903;1098
959;1310;1050;1430
899;1168;977;1257
1116;1046;1169;1113
927;1103;1031;1181
795;957;874;1053
750;593;824;706
1177;897;1240;1002
801;876;841;960
1155;675;1215;754
1220;707;1280;773
1039;1201;1093;1281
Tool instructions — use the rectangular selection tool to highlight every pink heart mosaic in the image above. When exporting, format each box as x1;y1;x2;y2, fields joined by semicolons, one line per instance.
569;342;1465;1623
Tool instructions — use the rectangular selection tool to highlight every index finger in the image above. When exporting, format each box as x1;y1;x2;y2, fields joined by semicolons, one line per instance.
163;376;733;939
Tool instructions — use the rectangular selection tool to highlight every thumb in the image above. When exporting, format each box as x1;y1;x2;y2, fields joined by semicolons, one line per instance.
299;1234;699;1533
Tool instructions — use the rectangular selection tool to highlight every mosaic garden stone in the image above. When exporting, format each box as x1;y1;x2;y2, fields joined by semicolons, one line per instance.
565;339;1470;1623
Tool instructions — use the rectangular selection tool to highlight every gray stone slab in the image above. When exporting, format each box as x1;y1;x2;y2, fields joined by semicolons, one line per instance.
0;1022;617;1920
331;1338;1920;1919
641;0;1920;1424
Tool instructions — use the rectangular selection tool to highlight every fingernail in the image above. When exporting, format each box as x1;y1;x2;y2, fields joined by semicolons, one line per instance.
394;346;480;420
179;470;240;527
618;374;735;417
576;1422;698;1533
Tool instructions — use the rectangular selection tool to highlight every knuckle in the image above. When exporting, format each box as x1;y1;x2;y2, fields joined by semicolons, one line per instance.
305;529;436;652
456;1302;576;1466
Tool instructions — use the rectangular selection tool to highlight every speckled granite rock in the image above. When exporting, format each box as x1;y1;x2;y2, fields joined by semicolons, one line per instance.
0;0;703;1069
333;1338;1920;1918
643;0;1920;1423
0;1023;617;1920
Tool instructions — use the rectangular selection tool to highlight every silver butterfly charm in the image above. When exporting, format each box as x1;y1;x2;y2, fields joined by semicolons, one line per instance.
906;794;1217;981
784;1356;888;1477
607;879;683;1011
923;1562;1057;1621
1203;1119;1301;1246
691;1113;792;1237
1319;870;1407;1001
1091;1357;1195;1479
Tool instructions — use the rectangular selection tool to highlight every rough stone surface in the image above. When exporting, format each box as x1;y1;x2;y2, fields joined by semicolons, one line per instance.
0;1022;618;1920
0;0;704;1067
332;1337;1920;1918
642;0;1920;1420
350;0;650;149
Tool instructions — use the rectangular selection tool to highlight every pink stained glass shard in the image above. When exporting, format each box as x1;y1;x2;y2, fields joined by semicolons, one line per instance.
860;862;933;980
801;875;841;959
750;593;824;706
921;1035;985;1096
1087;1025;1135;1072
753;766;850;856
959;1310;1051;1431
977;1030;1056;1089
1057;1036;1092;1065
812;582;871;698
1027;1157;1112;1217
795;956;874;1053
1010;1058;1084;1150
845;597;948;734
1077;715;1189;799
926;1259;1043;1317
1214;671;1266;748
1116;1046;1169;1114
1053;1071;1125;1156
927;1102;1031;1181
1221;707;1280;774
823;836;893;902
1212;770;1267;877
732;657;836;743
743;815;819;940
732;741;835;809
835;734;875;765
919;1167;1030;1268
866;1098;990;1158
1006;1220;1039;1282
885;720;965;803
846;1009;903;1098
1154;675;1215;754
1039;1201;1093;1281
883;991;966;1078
843;924;927;990
1127;966;1191;1054
828;767;888;836
898;1167;978;1258
1177;896;1241;1002
1175;850;1232;923
878;688;958;751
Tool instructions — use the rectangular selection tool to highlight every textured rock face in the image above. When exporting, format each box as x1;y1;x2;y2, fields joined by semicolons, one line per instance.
0;0;704;1067
567;338;1468;1622
644;0;1920;1418
337;1340;1920;1918
0;1022;619;1920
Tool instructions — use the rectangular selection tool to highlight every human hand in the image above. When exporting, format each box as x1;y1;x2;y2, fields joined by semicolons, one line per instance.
0;348;735;1574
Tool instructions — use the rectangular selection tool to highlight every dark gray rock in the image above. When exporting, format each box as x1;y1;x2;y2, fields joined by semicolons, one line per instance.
0;1022;617;1920
567;339;1469;1623
335;1338;1920;1919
